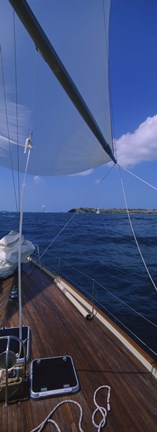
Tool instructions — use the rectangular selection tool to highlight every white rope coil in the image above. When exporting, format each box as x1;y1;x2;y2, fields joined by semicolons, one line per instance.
31;385;111;432
92;385;111;431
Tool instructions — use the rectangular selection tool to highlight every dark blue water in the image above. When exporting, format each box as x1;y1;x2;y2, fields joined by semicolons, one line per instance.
0;211;157;361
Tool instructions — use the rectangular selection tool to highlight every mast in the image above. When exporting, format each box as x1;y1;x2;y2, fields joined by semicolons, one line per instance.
9;0;116;165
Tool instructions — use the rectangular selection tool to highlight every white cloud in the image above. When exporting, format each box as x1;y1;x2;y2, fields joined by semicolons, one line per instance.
115;115;157;167
70;115;157;174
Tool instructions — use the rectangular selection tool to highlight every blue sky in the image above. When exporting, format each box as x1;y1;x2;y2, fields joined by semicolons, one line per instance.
0;0;157;212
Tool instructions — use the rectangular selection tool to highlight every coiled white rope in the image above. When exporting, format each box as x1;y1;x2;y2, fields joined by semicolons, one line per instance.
31;385;111;432
92;385;111;431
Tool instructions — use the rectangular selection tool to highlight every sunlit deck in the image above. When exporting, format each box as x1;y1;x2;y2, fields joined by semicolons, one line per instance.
0;262;157;431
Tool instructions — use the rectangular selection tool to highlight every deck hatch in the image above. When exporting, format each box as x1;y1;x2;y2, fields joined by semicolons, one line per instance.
30;355;80;399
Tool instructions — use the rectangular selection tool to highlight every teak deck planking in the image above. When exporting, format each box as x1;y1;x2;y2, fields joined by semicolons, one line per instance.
0;262;157;432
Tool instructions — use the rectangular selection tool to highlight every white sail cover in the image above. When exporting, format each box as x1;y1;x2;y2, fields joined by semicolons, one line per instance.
0;231;35;278
0;0;113;176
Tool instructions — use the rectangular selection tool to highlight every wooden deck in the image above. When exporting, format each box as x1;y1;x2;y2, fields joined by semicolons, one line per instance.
0;262;157;431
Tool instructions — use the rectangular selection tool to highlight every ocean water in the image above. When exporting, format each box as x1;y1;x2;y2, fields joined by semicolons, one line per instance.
0;211;157;361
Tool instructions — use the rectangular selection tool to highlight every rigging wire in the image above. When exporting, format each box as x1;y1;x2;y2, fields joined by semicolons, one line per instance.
31;47;38;134
121;165;157;192
55;258;157;329
39;211;79;261
13;0;156;357
13;11;38;212
38;163;115;261
102;0;114;158
0;45;18;213
36;160;157;327
102;0;117;161
119;165;157;293
57;276;157;356
56;273;157;359
30;153;157;358
12;13;38;337
33;160;157;345
13;10;20;212
95;295;157;358
96;279;157;328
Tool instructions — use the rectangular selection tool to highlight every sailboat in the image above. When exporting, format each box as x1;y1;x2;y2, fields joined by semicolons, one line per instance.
0;1;157;431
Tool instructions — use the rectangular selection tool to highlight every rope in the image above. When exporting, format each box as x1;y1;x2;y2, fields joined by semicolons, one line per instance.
30;385;111;432
18;146;32;340
92;385;111;431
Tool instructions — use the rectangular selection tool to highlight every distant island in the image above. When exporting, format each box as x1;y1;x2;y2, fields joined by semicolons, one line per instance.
68;208;157;214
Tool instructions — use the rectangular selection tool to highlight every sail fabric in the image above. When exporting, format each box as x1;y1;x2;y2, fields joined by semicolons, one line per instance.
0;0;113;176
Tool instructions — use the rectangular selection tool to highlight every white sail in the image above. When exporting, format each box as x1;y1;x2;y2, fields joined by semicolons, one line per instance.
0;0;113;176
